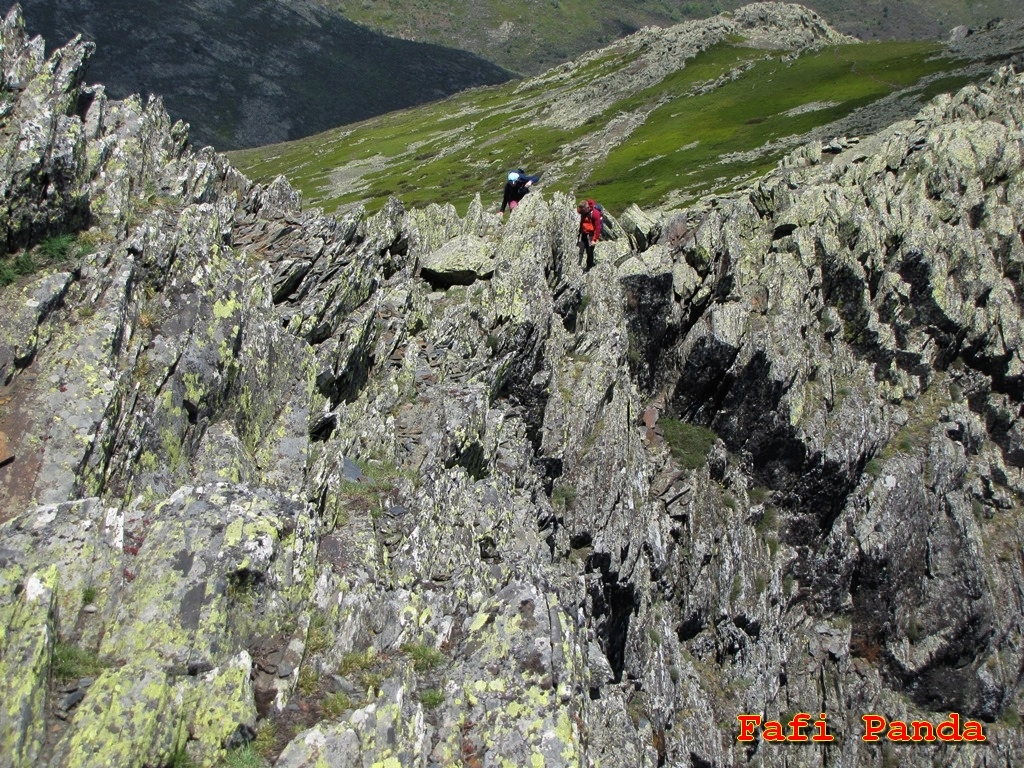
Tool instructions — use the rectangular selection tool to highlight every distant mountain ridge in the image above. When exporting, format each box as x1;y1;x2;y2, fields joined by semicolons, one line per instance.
15;0;1024;155
14;0;513;150
325;0;1024;75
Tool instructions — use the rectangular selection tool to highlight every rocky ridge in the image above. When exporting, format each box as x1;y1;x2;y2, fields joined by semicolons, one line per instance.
522;2;857;133
1;4;1023;768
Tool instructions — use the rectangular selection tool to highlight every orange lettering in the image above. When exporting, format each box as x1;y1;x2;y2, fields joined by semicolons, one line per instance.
812;713;833;742
763;720;787;742
787;713;811;742
887;720;910;741
737;715;761;742
962;720;986;742
937;713;961;742
910;720;935;741
862;714;886;741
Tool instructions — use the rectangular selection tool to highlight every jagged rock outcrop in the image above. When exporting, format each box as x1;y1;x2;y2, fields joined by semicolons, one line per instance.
522;2;856;133
1;4;1023;768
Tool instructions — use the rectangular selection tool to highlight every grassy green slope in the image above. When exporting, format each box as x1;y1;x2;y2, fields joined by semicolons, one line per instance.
591;40;960;209
230;35;979;217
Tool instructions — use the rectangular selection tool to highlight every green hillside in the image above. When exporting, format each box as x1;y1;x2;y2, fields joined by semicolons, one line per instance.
321;0;1023;75
230;35;977;216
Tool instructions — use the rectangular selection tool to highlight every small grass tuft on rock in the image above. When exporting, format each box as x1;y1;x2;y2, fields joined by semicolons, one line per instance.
305;611;331;655
222;744;267;768
551;484;577;508
321;691;353;718
660;419;718;470
754;505;778;534
420;688;444;708
52;641;106;682
401;642;444;672
39;234;77;261
296;665;320;695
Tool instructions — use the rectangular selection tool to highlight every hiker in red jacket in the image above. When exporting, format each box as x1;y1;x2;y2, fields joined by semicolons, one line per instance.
578;199;602;269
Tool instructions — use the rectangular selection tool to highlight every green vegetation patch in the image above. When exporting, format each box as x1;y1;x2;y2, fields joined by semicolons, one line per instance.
754;505;778;534
401;641;444;672
591;41;954;210
337;648;378;676
305;611;332;655
231;38;969;217
660;418;718;470
222;743;268;768
552;484;578;508
336;647;390;695
52;641;107;682
321;691;354;718
419;688;445;708
0;233;85;287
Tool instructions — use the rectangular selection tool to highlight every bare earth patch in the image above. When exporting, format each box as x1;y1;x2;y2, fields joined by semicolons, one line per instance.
784;100;840;116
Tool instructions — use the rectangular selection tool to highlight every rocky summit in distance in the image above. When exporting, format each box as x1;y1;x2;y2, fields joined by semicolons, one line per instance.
1;3;1023;768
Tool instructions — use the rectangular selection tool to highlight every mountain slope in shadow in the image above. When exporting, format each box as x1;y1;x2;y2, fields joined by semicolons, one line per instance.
16;0;513;150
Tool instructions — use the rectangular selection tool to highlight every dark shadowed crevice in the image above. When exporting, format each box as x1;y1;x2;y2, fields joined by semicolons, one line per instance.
419;267;489;290
308;413;336;443
586;551;638;683
317;348;374;408
849;543;1002;720
621;273;681;394
534;456;563;495
552;283;583;333
491;321;549;452
669;345;860;534
677;610;706;643
667;336;741;424
445;440;489;481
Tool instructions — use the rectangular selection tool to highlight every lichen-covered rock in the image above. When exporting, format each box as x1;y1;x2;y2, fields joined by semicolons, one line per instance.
1;5;1024;768
0;567;57;768
417;232;495;287
0;7;93;253
603;64;1024;766
48;665;183;768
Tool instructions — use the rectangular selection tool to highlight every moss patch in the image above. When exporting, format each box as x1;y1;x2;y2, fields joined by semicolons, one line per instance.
660;419;718;470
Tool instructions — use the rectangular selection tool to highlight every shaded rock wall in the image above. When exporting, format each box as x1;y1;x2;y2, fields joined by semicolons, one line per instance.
0;4;1022;767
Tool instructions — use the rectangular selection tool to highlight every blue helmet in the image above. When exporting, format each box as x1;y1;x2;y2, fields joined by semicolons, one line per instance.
507;171;520;182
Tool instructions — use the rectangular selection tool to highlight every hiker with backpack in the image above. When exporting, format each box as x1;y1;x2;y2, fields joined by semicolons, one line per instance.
501;169;540;214
578;199;602;269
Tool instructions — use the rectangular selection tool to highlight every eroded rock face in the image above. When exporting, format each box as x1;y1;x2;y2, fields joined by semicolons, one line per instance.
1;4;1023;767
